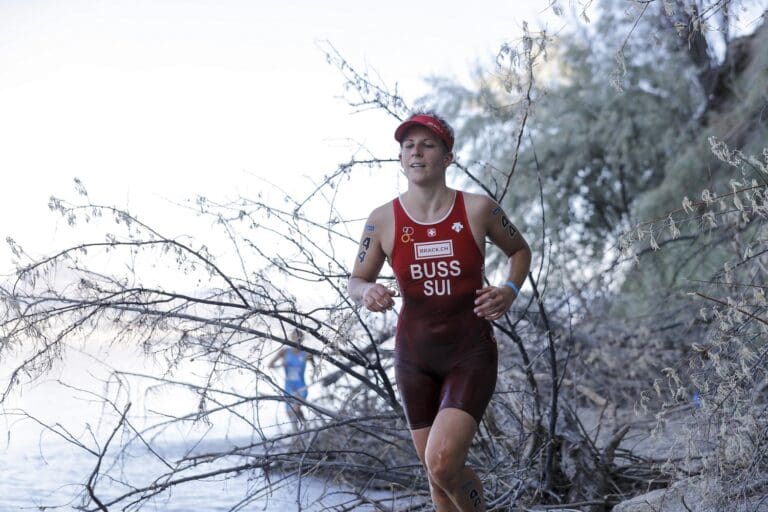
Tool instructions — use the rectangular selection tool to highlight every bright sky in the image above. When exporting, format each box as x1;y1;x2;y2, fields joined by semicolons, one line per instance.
0;0;564;267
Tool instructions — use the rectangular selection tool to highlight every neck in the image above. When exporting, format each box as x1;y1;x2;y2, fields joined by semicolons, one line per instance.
401;186;455;223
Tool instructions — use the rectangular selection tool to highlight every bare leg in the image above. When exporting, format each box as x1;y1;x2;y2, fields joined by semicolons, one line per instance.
412;427;460;512
292;404;305;424
286;403;305;433
426;408;485;511
412;408;485;512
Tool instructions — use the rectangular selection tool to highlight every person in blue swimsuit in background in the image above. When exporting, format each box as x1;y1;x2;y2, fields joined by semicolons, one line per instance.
269;329;314;429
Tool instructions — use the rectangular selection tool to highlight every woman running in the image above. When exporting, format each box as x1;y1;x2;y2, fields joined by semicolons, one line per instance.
348;112;531;511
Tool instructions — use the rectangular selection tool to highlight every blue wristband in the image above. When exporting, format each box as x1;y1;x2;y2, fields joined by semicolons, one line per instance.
503;280;520;297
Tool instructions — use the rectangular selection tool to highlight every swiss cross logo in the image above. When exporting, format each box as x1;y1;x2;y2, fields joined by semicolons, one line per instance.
427;228;437;237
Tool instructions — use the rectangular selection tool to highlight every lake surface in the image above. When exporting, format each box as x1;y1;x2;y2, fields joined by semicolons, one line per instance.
0;334;418;510
1;438;400;511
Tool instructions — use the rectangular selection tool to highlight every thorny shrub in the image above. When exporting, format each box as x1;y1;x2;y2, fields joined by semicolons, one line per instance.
620;139;768;507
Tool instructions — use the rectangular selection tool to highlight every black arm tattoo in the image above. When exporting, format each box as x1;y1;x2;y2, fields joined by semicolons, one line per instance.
357;236;371;263
492;206;518;238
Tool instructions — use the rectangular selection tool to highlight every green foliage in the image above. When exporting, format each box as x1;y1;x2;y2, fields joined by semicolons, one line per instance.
426;2;767;295
428;1;703;262
636;18;768;221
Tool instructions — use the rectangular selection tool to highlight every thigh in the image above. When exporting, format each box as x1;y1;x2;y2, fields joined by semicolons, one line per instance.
395;360;441;429
440;340;498;424
410;426;431;465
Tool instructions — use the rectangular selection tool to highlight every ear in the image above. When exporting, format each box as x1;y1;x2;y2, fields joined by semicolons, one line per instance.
445;152;454;164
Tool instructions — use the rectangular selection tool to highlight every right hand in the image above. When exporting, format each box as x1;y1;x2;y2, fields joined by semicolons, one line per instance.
362;283;396;312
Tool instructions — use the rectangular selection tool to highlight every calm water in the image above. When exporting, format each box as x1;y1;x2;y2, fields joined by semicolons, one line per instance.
0;439;393;511
0;343;390;510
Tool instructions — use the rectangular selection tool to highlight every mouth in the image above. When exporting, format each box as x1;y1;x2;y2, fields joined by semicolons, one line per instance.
410;163;426;168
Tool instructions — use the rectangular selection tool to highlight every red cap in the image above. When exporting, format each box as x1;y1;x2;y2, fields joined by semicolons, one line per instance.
394;114;454;151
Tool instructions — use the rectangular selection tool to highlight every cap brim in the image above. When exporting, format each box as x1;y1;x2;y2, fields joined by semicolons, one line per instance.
394;121;422;143
394;117;454;151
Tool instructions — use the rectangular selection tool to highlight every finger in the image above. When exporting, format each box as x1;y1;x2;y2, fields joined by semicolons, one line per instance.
475;286;495;297
475;292;494;306
369;293;395;311
475;306;492;317
366;292;383;309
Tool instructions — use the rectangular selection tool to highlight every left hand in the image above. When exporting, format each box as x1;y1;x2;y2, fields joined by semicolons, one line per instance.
474;285;515;320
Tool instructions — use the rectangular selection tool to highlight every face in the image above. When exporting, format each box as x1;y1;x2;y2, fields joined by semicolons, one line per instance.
399;125;453;184
289;329;304;344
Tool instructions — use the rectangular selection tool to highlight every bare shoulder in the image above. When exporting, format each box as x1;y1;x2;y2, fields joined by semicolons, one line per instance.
366;199;395;227
461;191;499;219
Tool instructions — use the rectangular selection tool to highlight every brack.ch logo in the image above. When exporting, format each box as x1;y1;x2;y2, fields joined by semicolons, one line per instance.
414;240;454;260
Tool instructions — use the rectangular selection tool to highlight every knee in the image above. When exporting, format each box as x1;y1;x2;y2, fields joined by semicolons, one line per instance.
425;450;461;491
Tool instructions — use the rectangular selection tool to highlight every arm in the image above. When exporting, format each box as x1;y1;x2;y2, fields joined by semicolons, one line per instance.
473;197;532;320
347;208;396;312
268;348;285;369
